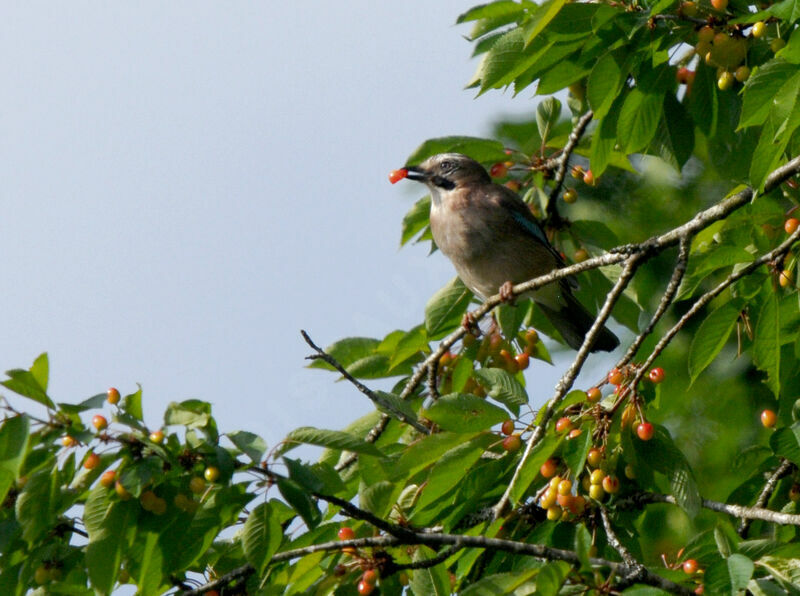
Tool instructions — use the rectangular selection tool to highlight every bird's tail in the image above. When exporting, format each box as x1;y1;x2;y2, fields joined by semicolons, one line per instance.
537;292;620;352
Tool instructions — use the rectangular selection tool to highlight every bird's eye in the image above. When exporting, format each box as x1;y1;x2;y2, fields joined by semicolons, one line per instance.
440;160;453;171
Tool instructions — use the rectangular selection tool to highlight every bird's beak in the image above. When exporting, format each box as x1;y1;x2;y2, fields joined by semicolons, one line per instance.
404;165;429;182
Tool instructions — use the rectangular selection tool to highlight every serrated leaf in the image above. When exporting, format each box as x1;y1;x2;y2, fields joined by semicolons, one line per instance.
282;427;385;457
687;62;718;138
423;393;508;432
537;561;571;596
306;336;380;372
562;426;592;476
510;432;562;504
536;97;562;144
770;424;800;465
1;366;54;409
401;195;431;246
86;500;134;593
460;570;541;596
754;293;781;396
242;502;282;576
587;51;625;119
227;430;267;463
496;302;530;344
617;88;664;154
425;277;474;339
389;325;429;370
359;479;395;516
457;1;523;24
0;415;29;506
688;302;741;384
633;425;701;517
406;136;508;165
410;546;452;595
524;0;568;46
277;478;321;529
473;367;528;416
741;62;799;128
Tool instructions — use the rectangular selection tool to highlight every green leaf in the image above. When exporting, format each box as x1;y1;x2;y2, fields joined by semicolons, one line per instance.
728;553;756;591
688;302;741;384
242;502;282;576
359;479;395;516
1;364;54;409
133;529;167;596
633;425;701;517
406;136;508;165
16;467;57;544
561;425;592;476
754;293;781;396
373;390;419;426
473;367;529;416
283;457;324;493
425;277;474;340
770;424;800;466
282;427;385;457
460;570;541;595
756;556;800;593
536;97;562;144
401;195;431;246
658;92;695;170
590;93;625;176
524;0;569;46
277;477;321;529
687;62;718;138
457;1;524;24
740;61;799;128
122;385;143;421
410;546;452;595
306;336;381;373
496;302;530;345
617;88;664;154
769;0;800;23
510;431;562;504
29;353;48;391
394;432;478;479
227;430;267;463
537;561;571;596
86;500;135;594
587;51;625;119
389;325;429;370
423;393;509;432
479;27;548;92
0;416;29;505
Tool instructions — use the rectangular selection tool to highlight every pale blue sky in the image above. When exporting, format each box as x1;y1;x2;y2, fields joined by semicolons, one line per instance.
1;3;612;452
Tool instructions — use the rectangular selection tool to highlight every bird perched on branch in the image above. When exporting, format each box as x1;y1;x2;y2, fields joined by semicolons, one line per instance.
393;152;619;352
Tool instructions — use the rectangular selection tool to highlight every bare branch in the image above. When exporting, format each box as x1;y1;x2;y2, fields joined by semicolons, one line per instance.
301;330;430;436
546;110;594;223
739;459;796;536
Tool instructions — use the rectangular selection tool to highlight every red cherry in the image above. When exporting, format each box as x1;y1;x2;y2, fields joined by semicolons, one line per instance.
357;580;375;595
338;527;355;541
761;409;777;428
711;0;728;11
502;434;522;452
388;169;408;184
602;475;620;494
636;422;655;441
100;470;116;488
586;387;602;403
362;569;378;585
587;448;603;467
490;163;508;178
515;352;530;370
583;169;595;186
106;387;120;404
676;67;693;84
555;417;573;433
648;367;665;384
786;218;799;234
92;415;108;431
501;419;515;436
607;368;624;385
540;458;558;478
683;559;700;574
83;452;101;470
567;428;583;440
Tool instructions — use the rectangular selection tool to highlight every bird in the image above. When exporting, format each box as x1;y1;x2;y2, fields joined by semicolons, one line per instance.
397;152;619;352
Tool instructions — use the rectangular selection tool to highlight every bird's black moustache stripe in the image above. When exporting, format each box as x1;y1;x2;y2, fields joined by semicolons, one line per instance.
431;175;455;190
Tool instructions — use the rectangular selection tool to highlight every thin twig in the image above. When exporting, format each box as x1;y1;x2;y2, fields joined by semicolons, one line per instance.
739;459;795;536
546;110;594;224
301;330;430;435
599;506;640;570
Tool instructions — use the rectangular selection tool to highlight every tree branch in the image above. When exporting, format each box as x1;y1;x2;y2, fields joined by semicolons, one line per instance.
739;458;796;536
546;109;594;224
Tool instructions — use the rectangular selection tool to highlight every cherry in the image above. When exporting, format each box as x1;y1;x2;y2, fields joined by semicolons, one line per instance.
149;430;165;444
503;434;522;452
785;218;799;234
540;458;558;478
515;352;530;370
761;409;777;428
683;559;700;574
586;387;602;403
771;38;786;52
525;329;539;347
698;26;715;44
555;417;573;433
115;480;132;501
583;169;595;186
567;428;583;440
140;490;158;511
540;487;557;508
589;484;605;500
648;367;665;384
338;526;355;541
546;505;562;521
189;476;206;494
557;479;573;495
735;65;750;82
504;180;521;192
637;422;655;441
571;165;584;179
501;419;515;436
83;452;101;470
388;169;408;184
357;580;374;595
100;470;116;488
607;368;624;385
751;21;765;38
61;435;78;448
676;68;693;84
362;569;378;585
34;565;50;585
711;0;727;11
587;448;603;467
695;585;705;595
602;475;620;494
151;497;167;515
204;466;220;482
779;270;793;288
789;484;800;502
680;1;698;16
92;415;108;431
563;188;578;203
490;163;508;178
106;387;120;404
717;71;734;91
574;248;589;263
624;464;636;479
590;469;605;485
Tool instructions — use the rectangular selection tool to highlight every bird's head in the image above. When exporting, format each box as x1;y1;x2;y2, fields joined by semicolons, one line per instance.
403;153;491;192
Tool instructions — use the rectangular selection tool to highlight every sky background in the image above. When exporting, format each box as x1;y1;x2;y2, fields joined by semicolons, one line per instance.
1;2;615;454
